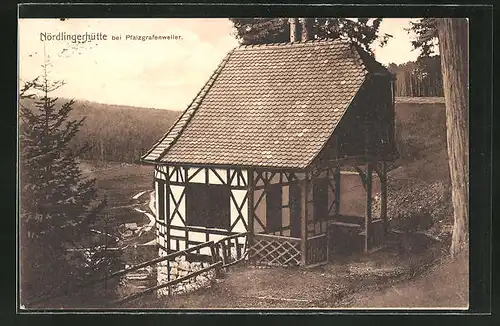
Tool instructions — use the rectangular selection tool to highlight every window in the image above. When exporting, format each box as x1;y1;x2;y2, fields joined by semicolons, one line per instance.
157;179;166;222
313;178;329;221
266;184;282;232
185;184;230;230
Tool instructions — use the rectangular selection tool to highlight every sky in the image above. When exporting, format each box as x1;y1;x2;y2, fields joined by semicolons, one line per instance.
19;18;426;111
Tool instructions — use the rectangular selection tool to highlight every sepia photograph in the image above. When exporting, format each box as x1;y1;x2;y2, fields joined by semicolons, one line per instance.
18;15;470;310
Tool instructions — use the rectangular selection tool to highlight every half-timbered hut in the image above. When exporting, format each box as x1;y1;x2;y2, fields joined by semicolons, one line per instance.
141;38;397;267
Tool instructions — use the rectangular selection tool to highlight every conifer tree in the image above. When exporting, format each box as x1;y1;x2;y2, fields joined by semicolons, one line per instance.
19;61;123;306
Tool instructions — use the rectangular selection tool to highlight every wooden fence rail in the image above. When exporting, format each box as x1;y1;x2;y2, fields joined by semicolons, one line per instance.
26;241;216;307
27;232;250;308
110;261;223;306
214;232;248;270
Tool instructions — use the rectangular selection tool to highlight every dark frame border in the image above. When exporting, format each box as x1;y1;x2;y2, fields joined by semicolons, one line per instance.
10;2;493;318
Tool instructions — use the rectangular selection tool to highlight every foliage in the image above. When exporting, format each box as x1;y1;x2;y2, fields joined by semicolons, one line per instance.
19;64;124;306
407;18;439;58
230;18;392;55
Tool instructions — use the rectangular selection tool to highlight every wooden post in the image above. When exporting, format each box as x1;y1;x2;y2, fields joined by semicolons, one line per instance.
220;241;229;272
334;167;341;215
247;169;254;247
300;172;309;266
364;163;373;253
380;162;388;238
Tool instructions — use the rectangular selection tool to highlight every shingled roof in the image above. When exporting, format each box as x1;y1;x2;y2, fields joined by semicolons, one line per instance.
142;39;389;169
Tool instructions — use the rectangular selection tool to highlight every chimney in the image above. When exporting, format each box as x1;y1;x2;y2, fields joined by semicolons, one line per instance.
300;18;313;41
289;18;300;42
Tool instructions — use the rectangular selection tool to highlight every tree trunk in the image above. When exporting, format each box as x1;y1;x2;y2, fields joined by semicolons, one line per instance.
289;18;300;42
300;18;313;41
436;18;469;258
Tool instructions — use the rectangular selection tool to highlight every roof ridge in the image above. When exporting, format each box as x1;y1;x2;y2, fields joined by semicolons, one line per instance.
141;50;234;163
236;37;350;51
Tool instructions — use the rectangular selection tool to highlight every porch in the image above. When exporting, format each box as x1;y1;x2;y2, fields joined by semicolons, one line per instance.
247;161;389;268
248;216;386;267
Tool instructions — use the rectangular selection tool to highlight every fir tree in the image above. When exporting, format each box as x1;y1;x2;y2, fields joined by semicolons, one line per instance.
19;61;123;307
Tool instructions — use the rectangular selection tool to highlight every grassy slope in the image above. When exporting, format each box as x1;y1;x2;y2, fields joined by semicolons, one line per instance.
392;100;449;185
381;99;452;236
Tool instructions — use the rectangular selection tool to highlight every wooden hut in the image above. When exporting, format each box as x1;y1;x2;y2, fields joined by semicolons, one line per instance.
141;38;397;267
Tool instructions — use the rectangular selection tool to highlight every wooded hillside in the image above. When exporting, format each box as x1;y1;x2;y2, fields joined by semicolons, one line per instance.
19;98;182;163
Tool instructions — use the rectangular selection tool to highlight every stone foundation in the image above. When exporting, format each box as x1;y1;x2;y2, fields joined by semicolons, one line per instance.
156;248;217;297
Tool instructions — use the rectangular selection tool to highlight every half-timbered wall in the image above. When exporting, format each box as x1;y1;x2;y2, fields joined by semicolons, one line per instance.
154;165;249;256
252;170;307;237
306;165;346;237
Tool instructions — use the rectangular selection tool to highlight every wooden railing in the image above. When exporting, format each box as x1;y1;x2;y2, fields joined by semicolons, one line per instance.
213;232;249;270
249;233;302;266
305;233;328;267
27;233;250;308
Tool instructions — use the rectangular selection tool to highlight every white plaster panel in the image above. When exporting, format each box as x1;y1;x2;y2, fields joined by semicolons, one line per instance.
170;228;185;237
169;168;178;182
254;189;266;230
208;169;224;185
282;185;289;206
233;219;246;233
170;185;185;227
255;172;265;187
189;231;206;242
269;173;281;184
178;239;186;250
200;246;211;256
282;207;290;227
240;200;248;220
188;168;205;183
230;189;247;221
209;233;224;242
215;168;227;183
241;169;248;185
229;169;237;186
170;239;177;251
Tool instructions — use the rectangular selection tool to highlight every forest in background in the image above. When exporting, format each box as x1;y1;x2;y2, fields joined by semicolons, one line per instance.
19;98;182;163
387;55;443;97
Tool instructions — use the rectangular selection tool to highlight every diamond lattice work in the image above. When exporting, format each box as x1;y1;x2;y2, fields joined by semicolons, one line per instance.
249;238;301;266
